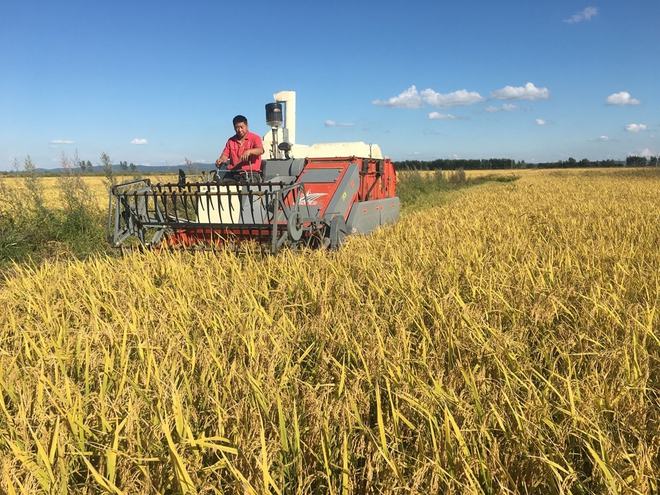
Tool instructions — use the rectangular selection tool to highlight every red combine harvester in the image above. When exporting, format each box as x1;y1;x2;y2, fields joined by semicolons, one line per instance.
108;91;400;252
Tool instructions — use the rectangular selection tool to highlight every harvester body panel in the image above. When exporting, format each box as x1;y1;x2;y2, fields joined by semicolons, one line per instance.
108;155;399;252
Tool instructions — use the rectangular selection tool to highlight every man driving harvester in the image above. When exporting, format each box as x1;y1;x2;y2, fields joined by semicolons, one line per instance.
215;115;264;181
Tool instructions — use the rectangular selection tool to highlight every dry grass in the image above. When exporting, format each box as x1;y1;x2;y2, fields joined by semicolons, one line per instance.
0;169;658;493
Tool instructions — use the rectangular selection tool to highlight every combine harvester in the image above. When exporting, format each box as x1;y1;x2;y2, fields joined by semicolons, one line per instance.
108;91;400;253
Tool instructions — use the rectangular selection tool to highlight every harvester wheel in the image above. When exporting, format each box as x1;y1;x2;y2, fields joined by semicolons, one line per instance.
287;211;303;242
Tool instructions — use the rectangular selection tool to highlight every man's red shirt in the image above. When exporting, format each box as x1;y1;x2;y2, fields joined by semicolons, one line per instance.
221;132;263;172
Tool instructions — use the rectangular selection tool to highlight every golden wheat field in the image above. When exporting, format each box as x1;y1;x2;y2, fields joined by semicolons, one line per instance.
0;169;658;493
0;175;177;209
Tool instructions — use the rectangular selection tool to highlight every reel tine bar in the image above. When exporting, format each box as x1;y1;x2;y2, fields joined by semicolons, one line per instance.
109;178;307;253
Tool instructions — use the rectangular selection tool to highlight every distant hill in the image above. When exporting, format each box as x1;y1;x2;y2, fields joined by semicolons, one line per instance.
1;163;216;176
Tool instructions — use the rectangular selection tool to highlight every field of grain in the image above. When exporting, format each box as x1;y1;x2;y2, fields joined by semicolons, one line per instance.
0;169;658;493
0;174;177;209
0;169;519;209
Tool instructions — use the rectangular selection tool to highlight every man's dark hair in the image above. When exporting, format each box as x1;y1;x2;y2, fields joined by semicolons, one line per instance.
232;115;248;126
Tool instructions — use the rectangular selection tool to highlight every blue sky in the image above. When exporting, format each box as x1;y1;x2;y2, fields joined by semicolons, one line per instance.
1;0;659;169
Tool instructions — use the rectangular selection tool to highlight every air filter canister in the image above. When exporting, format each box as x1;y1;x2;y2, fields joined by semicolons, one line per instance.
265;102;283;128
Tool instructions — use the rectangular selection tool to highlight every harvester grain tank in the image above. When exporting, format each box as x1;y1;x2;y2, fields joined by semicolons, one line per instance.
108;91;400;252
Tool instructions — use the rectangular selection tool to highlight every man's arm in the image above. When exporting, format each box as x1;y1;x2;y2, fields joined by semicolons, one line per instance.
216;141;231;167
239;135;264;161
215;153;228;167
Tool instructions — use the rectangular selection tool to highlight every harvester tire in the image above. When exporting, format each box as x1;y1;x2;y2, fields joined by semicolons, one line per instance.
287;211;303;242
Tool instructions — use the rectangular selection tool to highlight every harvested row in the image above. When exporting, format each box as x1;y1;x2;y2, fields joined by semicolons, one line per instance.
0;170;658;493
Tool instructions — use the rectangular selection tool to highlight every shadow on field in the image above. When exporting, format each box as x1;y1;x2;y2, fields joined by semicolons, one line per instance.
397;169;519;211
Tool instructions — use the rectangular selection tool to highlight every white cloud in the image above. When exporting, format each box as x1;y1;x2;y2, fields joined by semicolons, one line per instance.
50;139;75;145
492;82;549;101
428;112;457;120
373;85;483;109
485;103;518;113
324;120;355;127
564;6;598;24
625;123;647;133
373;85;422;108
421;88;484;107
639;148;655;158
131;138;148;145
598;135;610;142
606;91;640;106
535;119;546;126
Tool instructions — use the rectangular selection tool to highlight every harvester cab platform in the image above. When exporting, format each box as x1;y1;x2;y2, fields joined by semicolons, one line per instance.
108;91;400;253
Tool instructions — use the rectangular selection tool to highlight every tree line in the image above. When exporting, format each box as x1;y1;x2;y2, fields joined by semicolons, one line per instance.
3;153;658;177
76;158;137;172
394;156;659;170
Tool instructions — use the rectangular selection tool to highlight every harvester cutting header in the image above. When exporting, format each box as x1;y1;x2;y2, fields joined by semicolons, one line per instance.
108;91;400;252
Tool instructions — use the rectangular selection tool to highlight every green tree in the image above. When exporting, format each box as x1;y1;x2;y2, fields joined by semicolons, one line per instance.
626;155;647;167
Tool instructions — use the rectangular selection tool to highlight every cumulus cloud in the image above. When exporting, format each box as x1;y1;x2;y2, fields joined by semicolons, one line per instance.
492;82;549;101
324;120;355;127
373;85;483;108
625;123;647;133
50;139;75;145
639;148;656;158
485;103;518;113
372;85;422;108
535;118;546;126
428;112;457;120
131;138;148;145
421;88;484;107
598;135;610;142
564;6;598;24
606;91;640;106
